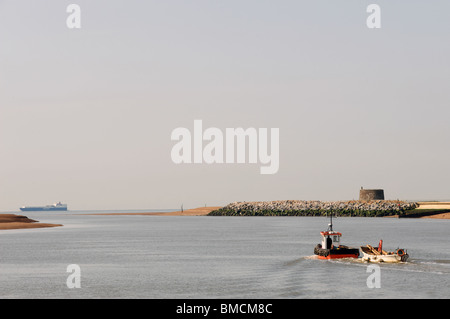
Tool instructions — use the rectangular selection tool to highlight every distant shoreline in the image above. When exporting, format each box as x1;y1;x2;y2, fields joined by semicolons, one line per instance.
83;202;450;219
1;202;448;231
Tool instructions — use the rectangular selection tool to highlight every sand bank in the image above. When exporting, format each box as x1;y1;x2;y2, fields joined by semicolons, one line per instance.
420;212;450;219
83;207;222;217
417;202;450;210
162;207;222;216
0;214;63;230
415;202;450;219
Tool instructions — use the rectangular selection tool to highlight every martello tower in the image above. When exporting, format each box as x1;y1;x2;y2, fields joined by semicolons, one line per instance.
359;187;385;201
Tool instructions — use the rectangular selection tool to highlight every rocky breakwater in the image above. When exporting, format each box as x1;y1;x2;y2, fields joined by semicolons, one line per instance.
208;200;418;217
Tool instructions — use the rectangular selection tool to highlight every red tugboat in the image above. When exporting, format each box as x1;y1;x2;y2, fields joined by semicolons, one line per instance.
314;214;359;260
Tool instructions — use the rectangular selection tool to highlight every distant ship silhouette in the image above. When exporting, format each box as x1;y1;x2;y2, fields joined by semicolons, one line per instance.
20;202;68;211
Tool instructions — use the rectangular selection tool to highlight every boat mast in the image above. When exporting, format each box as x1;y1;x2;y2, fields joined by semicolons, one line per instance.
327;212;333;231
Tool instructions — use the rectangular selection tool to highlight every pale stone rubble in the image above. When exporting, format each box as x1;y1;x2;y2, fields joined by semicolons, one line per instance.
210;200;418;216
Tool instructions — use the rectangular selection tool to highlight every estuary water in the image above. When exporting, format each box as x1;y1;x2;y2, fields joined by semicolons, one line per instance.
0;210;448;299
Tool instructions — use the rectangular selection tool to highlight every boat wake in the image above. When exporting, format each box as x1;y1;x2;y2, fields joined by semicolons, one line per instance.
303;255;319;260
413;259;450;265
322;257;450;275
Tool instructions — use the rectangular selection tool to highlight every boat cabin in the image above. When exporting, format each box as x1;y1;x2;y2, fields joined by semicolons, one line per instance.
314;215;360;259
320;229;342;249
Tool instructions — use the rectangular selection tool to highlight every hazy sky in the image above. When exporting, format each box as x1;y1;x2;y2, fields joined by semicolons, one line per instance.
1;1;449;210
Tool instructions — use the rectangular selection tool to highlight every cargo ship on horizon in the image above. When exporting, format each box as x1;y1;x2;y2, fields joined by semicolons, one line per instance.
20;202;68;212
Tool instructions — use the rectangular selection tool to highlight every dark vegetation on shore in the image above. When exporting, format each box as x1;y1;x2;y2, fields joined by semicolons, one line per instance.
208;200;447;218
399;209;450;218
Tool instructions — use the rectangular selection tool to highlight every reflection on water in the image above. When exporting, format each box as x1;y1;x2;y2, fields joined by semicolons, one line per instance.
0;211;448;298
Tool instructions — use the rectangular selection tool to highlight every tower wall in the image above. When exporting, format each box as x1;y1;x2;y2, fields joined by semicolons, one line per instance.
359;189;385;201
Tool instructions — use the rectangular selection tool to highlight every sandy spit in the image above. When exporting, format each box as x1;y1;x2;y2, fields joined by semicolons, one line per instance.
0;214;63;230
420;212;450;219
82;207;222;216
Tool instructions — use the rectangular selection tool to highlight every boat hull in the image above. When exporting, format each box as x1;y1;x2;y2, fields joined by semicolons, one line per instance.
314;244;360;259
361;253;406;263
20;207;67;211
360;246;409;263
317;253;360;260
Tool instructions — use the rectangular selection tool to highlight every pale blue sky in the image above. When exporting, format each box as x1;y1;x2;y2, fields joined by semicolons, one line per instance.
0;1;449;210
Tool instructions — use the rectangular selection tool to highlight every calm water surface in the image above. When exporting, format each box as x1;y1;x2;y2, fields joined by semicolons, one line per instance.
0;210;448;298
